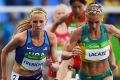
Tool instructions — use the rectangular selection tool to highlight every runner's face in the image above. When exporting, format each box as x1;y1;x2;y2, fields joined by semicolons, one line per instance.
71;1;85;16
86;14;102;31
30;13;46;32
54;8;66;22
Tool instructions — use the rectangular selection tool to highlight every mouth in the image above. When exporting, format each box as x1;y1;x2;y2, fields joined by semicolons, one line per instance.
36;26;41;29
35;28;41;31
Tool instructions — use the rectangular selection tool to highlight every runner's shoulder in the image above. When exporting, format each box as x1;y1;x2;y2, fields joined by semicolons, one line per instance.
13;30;27;42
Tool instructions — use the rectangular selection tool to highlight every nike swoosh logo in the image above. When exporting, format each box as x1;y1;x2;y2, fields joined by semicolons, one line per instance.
43;47;47;51
27;47;32;49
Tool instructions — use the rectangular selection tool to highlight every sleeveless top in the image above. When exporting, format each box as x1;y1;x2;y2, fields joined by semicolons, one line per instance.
66;12;86;34
78;24;110;62
15;29;51;71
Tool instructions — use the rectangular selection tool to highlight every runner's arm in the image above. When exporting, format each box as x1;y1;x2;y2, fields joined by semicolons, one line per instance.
50;16;68;33
106;24;120;44
1;33;23;79
48;32;59;70
62;28;82;60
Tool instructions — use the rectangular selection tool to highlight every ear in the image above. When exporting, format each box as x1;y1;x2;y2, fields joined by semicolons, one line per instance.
101;15;104;22
44;19;48;25
29;18;32;25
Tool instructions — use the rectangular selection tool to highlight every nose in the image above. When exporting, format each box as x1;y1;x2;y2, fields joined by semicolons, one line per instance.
76;7;80;13
93;23;97;28
36;22;41;26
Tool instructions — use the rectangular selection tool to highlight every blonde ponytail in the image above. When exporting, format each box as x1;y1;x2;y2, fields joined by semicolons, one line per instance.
14;19;31;34
14;8;47;34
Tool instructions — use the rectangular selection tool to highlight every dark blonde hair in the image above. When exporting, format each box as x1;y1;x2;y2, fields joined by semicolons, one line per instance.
14;8;47;34
86;3;103;15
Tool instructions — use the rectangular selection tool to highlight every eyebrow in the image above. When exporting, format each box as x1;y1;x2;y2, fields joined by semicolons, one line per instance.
32;20;44;23
88;21;99;23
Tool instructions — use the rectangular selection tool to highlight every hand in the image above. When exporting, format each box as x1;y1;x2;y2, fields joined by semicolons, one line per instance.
45;58;53;67
72;46;82;56
68;64;73;71
45;58;59;71
112;64;118;72
51;62;59;71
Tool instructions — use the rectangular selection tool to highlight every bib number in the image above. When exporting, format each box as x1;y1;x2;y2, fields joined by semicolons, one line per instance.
11;72;19;80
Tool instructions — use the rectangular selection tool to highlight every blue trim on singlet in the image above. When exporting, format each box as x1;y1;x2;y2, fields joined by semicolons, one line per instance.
15;29;51;64
18;72;42;80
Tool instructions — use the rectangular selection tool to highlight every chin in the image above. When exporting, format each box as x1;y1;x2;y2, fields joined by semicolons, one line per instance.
35;30;40;33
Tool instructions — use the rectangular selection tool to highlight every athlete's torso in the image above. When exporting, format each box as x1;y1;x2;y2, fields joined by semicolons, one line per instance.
78;23;111;75
15;29;50;71
66;12;86;34
78;23;110;62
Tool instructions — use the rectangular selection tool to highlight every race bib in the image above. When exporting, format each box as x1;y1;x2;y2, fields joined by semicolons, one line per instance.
11;72;19;80
85;45;110;61
68;27;77;34
68;22;77;34
21;57;46;71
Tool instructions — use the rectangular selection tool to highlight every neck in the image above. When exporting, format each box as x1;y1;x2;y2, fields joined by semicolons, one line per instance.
73;12;84;22
89;27;101;35
31;30;44;40
74;14;82;20
89;28;101;40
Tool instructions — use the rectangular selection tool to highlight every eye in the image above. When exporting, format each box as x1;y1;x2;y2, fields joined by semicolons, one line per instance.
39;20;44;23
88;21;93;24
57;12;61;15
32;20;38;23
78;5;83;9
88;21;99;24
